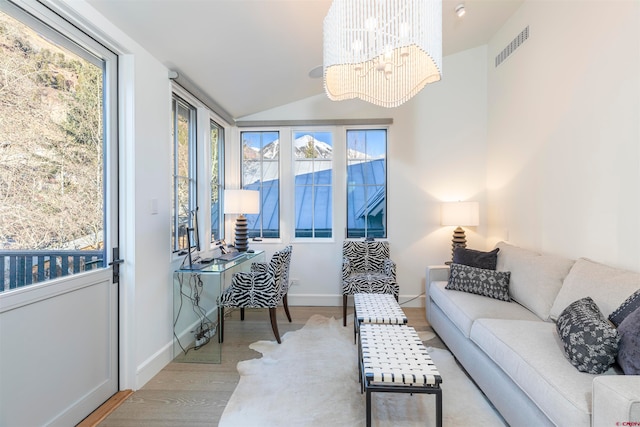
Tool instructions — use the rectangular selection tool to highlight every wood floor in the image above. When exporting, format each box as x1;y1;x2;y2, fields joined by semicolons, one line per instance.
96;305;430;426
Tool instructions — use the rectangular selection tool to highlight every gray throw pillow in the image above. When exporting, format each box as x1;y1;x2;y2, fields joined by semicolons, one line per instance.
609;289;640;327
616;305;640;375
453;247;499;270
556;297;619;374
446;263;511;301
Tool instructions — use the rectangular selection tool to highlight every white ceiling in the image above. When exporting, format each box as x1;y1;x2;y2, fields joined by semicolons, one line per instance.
86;0;523;120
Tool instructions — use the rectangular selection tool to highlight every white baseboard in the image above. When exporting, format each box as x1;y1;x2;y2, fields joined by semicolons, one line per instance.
136;341;172;390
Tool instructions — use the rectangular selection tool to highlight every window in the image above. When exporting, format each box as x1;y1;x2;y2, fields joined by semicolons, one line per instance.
0;3;117;291
293;131;333;238
346;129;387;238
171;95;197;252
210;119;224;242
241;131;279;239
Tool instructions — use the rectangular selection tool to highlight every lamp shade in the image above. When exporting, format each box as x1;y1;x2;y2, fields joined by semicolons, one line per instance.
224;190;260;215
441;202;479;227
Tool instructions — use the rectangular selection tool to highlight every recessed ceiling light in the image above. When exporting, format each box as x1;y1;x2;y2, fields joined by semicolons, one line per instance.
455;4;466;17
308;65;323;79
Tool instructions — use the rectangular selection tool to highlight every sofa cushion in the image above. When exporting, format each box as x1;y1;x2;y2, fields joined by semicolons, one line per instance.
446;263;511;301
470;318;616;427
453;247;499;270
549;258;640;321
617;306;640;375
496;241;574;321
592;376;640;427
556;297;619;374
609;289;640;327
430;280;539;338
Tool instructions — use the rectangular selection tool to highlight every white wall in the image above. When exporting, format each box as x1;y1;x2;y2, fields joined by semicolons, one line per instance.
486;0;640;271
241;45;489;307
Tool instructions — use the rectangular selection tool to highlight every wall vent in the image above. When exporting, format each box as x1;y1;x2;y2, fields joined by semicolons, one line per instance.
495;26;529;68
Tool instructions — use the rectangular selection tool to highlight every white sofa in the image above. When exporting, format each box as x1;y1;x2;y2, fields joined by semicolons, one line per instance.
425;242;640;427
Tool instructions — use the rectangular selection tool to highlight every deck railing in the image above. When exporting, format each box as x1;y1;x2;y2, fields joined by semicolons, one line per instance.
0;250;104;292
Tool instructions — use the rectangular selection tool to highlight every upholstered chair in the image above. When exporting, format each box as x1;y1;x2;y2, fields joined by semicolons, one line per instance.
218;245;292;343
342;240;398;326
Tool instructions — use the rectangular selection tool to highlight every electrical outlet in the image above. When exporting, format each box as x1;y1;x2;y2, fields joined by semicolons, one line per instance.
291;278;299;286
195;327;216;348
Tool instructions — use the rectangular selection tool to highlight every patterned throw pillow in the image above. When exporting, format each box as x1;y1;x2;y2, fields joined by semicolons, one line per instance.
556;297;620;374
617;306;640;375
609;289;640;327
445;263;511;301
452;247;500;270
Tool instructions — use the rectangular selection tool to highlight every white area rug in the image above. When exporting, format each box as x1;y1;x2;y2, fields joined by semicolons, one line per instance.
220;315;505;426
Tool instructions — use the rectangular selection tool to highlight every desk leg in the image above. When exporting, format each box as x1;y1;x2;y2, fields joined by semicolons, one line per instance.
218;306;224;343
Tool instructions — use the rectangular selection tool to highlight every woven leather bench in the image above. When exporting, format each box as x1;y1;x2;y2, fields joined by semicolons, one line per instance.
359;323;442;427
353;292;408;343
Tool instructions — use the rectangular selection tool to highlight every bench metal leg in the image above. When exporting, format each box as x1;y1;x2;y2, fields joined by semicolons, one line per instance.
366;388;372;427
436;388;443;427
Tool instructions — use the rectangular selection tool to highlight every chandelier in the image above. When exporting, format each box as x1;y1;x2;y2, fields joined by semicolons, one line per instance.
323;0;442;108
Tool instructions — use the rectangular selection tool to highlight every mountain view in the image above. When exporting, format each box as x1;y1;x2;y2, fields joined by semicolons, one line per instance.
243;134;370;161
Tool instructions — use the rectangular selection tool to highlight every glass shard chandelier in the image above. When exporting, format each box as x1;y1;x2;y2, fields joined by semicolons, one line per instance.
323;0;442;108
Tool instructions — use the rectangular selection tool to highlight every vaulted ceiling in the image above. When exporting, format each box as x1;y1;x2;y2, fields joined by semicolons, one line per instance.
87;0;523;119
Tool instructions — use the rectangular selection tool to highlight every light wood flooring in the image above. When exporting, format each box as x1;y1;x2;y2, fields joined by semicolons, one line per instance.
94;305;431;426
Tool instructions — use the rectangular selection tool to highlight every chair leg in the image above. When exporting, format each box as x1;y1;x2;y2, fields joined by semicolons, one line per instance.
343;294;348;327
218;306;224;343
240;307;245;321
282;294;292;322
269;307;281;344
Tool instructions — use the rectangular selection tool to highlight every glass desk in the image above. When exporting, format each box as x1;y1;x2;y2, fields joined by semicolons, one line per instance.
173;250;265;363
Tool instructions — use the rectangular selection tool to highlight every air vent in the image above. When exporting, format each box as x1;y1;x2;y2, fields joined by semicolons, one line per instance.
495;26;529;67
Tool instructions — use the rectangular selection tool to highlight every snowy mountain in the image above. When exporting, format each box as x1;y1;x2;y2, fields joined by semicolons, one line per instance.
243;134;369;160
241;134;373;184
292;134;333;159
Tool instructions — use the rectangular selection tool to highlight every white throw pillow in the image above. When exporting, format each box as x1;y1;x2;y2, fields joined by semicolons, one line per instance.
549;257;640;321
496;242;574;321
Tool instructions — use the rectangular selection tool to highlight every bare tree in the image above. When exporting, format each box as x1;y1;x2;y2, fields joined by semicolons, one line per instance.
0;13;103;250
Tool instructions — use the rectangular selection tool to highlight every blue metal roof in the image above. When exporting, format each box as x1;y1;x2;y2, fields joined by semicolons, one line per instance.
240;158;385;236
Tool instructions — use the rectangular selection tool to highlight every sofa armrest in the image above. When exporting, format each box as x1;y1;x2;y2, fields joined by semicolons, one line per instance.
426;265;450;289
425;265;449;323
592;375;640;426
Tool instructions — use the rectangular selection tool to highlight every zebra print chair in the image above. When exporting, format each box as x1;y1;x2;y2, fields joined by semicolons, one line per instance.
342;240;397;326
218;245;292;344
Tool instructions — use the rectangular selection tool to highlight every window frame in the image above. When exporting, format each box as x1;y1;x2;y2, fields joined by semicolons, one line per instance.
208;117;224;244
171;85;230;256
291;128;335;240
171;93;198;253
345;127;388;239
0;0;118;290
240;129;281;240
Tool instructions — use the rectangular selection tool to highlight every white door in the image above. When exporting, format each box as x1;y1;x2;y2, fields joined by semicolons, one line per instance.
0;1;120;425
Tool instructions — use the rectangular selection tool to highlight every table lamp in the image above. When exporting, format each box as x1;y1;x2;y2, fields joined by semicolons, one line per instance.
224;189;260;252
441;201;479;261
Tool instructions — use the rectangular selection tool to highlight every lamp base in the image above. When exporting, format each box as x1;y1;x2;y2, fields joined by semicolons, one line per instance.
234;215;249;252
450;226;467;260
